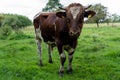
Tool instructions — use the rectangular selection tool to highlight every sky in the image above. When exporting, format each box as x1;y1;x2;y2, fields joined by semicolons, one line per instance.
0;0;120;20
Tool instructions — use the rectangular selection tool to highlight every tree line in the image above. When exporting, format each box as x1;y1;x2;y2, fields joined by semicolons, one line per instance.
43;0;120;27
86;3;120;27
0;14;32;29
0;14;32;39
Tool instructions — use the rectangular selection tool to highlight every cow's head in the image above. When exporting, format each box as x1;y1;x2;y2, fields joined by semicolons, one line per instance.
56;3;96;37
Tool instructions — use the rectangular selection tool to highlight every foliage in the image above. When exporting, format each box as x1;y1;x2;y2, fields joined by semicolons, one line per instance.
42;0;63;12
0;14;4;27
8;30;34;40
0;26;33;40
0;25;12;39
0;14;32;40
0;14;32;29
16;15;32;28
105;13;120;25
86;3;108;27
2;15;19;29
110;14;120;22
0;24;120;80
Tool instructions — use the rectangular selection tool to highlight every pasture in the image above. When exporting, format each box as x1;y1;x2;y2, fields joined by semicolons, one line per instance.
0;23;120;80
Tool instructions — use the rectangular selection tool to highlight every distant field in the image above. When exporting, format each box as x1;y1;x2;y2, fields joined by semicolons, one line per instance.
0;23;120;80
22;23;120;34
84;23;120;27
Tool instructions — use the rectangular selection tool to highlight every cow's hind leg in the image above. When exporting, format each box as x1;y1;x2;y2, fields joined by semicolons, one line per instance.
36;38;43;66
48;44;53;63
33;16;43;66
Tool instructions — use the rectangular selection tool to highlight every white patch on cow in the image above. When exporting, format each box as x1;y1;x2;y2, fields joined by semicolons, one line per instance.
60;53;66;58
47;41;55;45
36;26;43;41
69;55;73;59
69;48;74;53
64;45;75;53
64;45;69;49
53;22;56;31
36;39;42;54
33;12;41;19
36;39;42;65
70;6;81;19
68;54;73;68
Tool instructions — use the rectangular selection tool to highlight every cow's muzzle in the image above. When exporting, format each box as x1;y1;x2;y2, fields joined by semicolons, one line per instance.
69;30;80;37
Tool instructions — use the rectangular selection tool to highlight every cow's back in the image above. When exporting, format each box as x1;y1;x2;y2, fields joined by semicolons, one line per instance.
33;12;57;43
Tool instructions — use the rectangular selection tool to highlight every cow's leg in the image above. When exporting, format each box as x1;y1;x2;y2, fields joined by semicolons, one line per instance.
67;51;74;74
59;52;66;76
36;38;43;66
57;42;66;76
34;17;43;66
48;44;53;63
67;41;77;74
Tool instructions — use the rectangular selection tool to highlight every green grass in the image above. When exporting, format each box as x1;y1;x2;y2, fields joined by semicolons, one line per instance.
0;24;120;80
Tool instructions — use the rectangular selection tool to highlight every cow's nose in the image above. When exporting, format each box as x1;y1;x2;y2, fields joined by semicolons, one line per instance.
70;31;75;36
70;31;79;36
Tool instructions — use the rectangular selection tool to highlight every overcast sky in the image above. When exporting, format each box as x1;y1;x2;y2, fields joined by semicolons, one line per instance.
0;0;120;20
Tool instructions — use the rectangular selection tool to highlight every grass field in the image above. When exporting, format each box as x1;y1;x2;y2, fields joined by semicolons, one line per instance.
0;23;120;80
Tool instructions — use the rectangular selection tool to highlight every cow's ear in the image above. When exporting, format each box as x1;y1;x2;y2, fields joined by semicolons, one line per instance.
84;10;96;18
56;12;66;18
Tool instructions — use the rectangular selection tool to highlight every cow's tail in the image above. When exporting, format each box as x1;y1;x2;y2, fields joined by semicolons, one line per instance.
33;12;42;29
33;17;39;29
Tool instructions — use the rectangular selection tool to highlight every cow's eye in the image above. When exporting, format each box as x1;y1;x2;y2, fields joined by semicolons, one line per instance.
66;18;70;23
79;14;84;22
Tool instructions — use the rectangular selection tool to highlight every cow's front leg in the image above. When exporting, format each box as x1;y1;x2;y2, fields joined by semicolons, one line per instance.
67;51;74;74
67;41;77;74
57;43;66;76
48;44;53;63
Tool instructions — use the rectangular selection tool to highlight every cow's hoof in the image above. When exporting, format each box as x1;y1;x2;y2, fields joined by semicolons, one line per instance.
58;71;64;77
49;60;53;64
66;69;73;74
38;60;43;66
39;63;44;66
36;62;43;66
39;62;44;66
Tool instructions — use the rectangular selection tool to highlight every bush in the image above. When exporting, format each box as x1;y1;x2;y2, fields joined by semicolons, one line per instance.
8;30;33;40
1;14;32;29
0;25;12;39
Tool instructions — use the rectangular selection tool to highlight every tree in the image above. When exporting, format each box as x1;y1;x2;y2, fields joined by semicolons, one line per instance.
109;14;120;27
111;14;120;22
2;15;19;29
0;14;4;27
42;0;63;12
0;25;12;39
87;3;108;27
104;13;111;25
1;14;32;30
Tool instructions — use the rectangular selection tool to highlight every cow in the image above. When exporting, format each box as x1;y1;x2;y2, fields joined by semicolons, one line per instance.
33;3;96;76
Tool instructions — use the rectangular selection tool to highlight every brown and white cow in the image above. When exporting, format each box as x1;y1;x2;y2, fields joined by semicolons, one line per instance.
33;3;96;76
